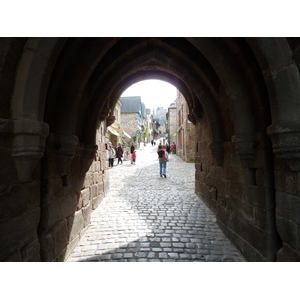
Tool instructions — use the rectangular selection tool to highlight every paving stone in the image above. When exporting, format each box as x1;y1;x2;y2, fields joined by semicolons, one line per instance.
168;253;179;259
66;144;246;262
173;243;185;248
160;242;172;247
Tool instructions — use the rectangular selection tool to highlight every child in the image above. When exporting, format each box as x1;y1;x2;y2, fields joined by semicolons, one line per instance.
132;150;137;165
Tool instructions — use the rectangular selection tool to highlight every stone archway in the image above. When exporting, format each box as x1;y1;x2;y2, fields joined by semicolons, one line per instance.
1;37;300;261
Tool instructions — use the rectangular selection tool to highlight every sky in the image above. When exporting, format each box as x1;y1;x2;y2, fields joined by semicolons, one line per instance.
121;80;177;111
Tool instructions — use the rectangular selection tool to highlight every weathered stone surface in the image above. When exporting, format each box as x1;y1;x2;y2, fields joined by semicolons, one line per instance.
21;239;41;262
0;180;40;224
276;191;300;224
39;194;78;230
68;211;85;243
277;243;300;262
0;208;40;261
51;219;69;259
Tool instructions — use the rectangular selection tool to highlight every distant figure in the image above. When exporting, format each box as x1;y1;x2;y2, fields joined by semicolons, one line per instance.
151;140;154;146
157;145;169;178
116;143;123;165
130;142;135;164
170;142;176;154
166;143;171;154
132;150;137;165
108;143;115;168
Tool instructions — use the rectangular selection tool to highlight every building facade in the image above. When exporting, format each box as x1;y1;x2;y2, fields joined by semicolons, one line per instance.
120;96;143;145
166;99;177;146
176;90;196;162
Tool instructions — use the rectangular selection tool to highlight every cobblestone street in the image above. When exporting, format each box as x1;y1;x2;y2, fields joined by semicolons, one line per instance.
67;144;246;262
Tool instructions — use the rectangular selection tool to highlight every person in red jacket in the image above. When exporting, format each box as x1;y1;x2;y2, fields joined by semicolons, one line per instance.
132;150;137;165
170;142;176;154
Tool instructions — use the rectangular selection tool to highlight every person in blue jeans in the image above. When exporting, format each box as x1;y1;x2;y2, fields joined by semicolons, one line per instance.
157;145;168;178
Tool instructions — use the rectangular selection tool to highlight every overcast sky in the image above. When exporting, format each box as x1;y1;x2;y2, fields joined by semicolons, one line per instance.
121;80;177;111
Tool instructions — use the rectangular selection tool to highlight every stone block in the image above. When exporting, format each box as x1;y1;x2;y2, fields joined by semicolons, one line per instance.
80;188;90;207
226;198;254;223
276;243;300;262
21;239;41;262
231;214;267;256
253;206;269;230
276;214;299;250
39;232;54;262
275;170;297;194
255;168;273;188
276;191;300;224
90;184;98;199
245;185;272;209
51;219;69;259
0;208;40;261
213;176;227;191
207;185;217;200
64;234;80;261
228;181;244;200
39;194;78;231
4;251;22;262
82;203;92;227
48;178;63;198
209;166;224;178
92;195;103;209
84;172;93;189
0;147;18;185
68;210;85;243
0;180;40;224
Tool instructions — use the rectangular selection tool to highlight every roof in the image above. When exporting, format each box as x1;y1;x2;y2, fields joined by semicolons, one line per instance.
120;96;142;113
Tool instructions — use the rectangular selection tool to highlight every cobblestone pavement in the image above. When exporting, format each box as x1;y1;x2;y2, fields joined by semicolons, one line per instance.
67;144;246;262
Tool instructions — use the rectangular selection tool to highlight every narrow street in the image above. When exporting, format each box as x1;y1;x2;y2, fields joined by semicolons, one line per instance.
67;144;246;262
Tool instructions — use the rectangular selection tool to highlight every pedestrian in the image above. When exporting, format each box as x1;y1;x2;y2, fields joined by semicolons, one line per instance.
116;142;123;165
157;145;169;178
170;142;176;154
166;143;171;154
108;143;115;168
132;150;137;165
151;140;154;146
130;142;135;164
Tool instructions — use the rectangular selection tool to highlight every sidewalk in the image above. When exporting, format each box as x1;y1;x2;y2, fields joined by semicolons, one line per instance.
67;144;246;262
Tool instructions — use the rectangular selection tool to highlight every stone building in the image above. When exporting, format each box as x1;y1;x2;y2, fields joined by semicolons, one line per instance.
150;116;160;141
1;38;300;262
176;90;196;162
107;99;123;147
120;96;143;145
166;99;177;146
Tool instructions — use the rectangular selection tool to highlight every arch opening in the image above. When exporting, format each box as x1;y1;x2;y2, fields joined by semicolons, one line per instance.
3;37;300;262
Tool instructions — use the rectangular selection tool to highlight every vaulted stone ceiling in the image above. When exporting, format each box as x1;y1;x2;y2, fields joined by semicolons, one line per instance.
40;37;277;153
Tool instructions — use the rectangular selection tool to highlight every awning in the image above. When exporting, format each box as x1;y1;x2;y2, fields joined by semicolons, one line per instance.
111;126;131;138
123;130;131;138
107;126;119;136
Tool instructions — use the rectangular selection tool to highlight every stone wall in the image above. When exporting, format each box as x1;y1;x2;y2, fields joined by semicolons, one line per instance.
121;113;138;142
195;114;281;261
167;106;177;146
38;122;109;261
176;91;195;162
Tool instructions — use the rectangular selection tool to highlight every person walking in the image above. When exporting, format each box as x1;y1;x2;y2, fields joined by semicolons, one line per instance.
170;142;176;154
157;145;169;178
130;142;135;164
116;143;123;165
166;142;171;154
108;143;115;168
132;150;137;165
